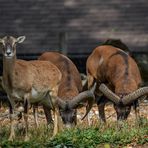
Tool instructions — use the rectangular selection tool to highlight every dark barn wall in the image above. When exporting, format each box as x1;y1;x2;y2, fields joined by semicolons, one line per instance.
0;0;147;82
0;0;148;53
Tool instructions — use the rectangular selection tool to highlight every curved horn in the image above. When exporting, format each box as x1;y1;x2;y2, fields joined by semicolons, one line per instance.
122;87;148;105
69;83;96;120
56;97;67;109
99;83;120;104
91;82;97;93
81;73;87;87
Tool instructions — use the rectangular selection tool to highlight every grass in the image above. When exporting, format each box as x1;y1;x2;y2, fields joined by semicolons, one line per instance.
0;118;148;148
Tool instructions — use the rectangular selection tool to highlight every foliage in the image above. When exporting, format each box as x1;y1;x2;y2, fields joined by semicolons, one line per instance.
0;118;148;148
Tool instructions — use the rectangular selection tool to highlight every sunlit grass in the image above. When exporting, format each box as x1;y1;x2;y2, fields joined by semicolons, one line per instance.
0;117;147;148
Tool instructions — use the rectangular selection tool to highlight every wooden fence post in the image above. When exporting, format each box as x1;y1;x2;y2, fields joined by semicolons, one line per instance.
59;32;68;55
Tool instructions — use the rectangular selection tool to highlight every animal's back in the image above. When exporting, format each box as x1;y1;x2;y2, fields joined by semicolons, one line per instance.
39;52;83;97
87;45;120;79
13;59;62;92
87;45;142;93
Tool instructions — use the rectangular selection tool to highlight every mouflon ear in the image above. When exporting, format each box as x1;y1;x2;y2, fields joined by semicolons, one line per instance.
16;36;26;43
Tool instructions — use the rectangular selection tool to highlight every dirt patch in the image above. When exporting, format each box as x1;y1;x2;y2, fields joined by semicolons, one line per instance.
0;101;147;127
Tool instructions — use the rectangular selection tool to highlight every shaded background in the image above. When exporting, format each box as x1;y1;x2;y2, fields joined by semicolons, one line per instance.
0;0;147;83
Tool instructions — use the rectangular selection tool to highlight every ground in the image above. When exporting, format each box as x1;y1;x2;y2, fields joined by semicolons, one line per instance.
0;100;147;147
